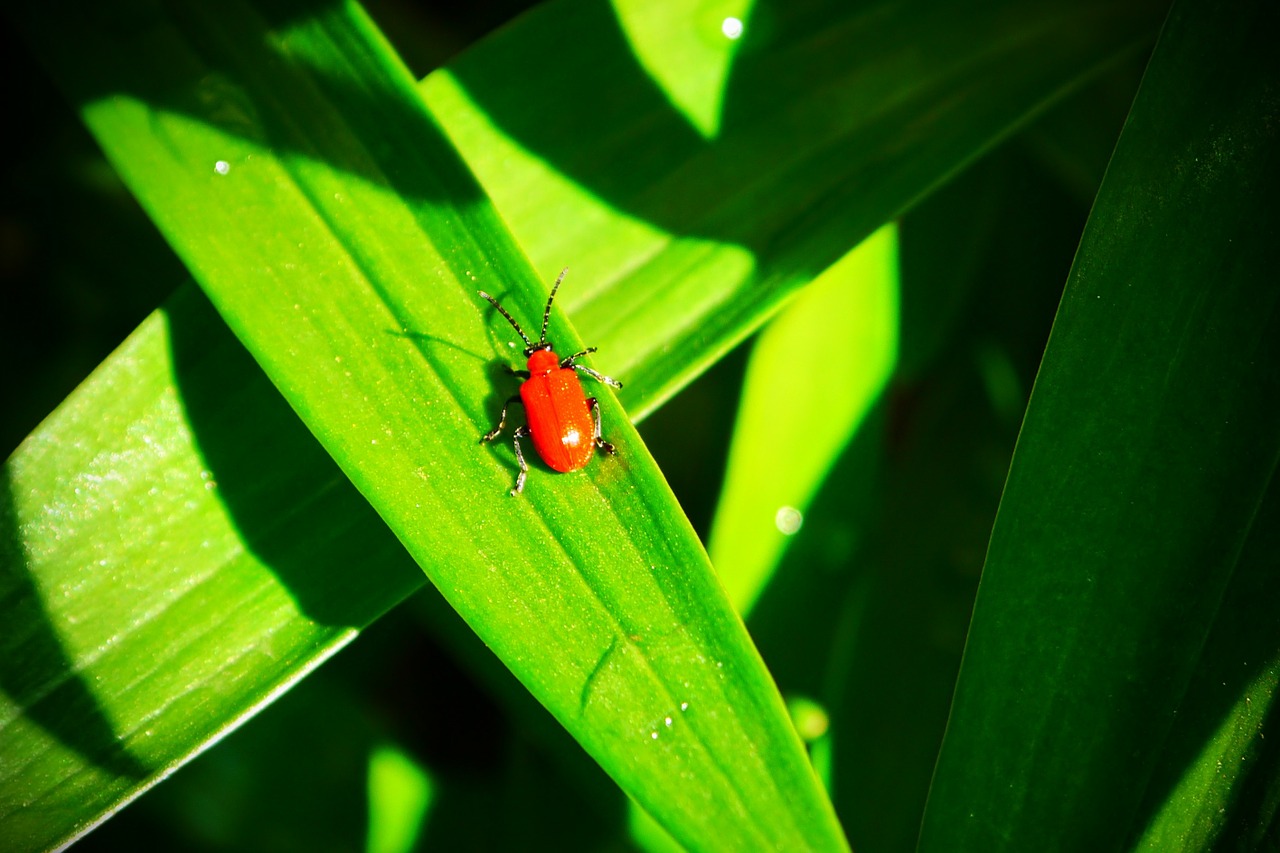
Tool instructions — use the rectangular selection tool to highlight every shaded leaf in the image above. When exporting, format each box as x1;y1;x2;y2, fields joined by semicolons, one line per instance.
918;0;1280;846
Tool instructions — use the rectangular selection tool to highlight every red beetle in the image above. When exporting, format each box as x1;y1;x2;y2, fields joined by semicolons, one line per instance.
479;268;622;495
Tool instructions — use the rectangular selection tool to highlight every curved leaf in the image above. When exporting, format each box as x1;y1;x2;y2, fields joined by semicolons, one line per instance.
707;224;899;613
918;0;1280;846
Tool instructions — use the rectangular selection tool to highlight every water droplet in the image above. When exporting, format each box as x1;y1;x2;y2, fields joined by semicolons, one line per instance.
775;505;803;535
214;160;231;175
722;17;744;39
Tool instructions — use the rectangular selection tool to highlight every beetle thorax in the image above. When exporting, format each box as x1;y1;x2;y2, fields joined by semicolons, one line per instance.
526;348;560;376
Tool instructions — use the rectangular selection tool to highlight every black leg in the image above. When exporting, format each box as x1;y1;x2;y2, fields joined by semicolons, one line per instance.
504;365;531;379
511;425;531;495
588;398;616;455
563;349;623;389
559;347;597;366
481;395;522;443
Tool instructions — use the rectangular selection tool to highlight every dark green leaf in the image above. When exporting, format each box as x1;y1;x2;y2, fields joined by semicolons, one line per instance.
918;0;1280;846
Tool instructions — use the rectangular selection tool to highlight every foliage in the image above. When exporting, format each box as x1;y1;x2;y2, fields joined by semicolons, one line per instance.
2;0;1276;850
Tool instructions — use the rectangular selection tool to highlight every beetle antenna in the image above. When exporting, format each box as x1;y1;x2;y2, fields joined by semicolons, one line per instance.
540;267;569;344
478;291;534;349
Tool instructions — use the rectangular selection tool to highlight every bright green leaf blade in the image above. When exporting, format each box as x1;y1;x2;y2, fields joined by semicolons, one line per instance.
708;225;899;613
918;0;1280;847
625;225;900;852
0;290;423;850
9;3;845;853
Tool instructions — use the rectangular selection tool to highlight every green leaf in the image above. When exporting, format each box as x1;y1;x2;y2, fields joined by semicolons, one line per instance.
707;224;899;613
1;286;422;850
2;0;1170;848
918;0;1280;847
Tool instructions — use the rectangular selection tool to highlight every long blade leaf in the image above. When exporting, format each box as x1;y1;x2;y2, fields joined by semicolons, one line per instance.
918;0;1280;845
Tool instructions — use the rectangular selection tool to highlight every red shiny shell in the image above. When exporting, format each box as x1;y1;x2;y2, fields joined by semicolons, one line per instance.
520;352;594;472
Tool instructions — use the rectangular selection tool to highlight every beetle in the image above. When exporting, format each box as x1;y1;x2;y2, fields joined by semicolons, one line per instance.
478;268;622;495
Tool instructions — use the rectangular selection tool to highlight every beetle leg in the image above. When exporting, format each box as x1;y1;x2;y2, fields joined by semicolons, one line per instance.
559;347;597;366
573;363;623;389
588;398;617;455
511;425;531;495
481;395;522;443
564;349;623;389
504;365;531;379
